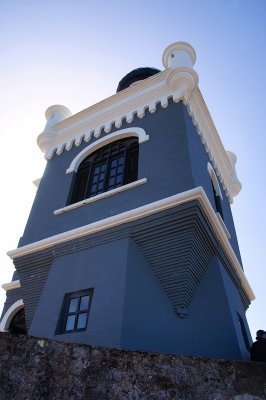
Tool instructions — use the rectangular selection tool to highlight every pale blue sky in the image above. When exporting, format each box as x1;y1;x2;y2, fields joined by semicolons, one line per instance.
0;0;265;340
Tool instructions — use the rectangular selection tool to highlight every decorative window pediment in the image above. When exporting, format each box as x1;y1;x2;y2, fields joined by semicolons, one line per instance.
66;127;149;174
208;162;224;219
66;128;148;206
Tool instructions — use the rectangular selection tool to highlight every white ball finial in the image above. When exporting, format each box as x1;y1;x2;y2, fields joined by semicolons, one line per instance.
162;41;196;69
44;105;72;131
163;41;198;99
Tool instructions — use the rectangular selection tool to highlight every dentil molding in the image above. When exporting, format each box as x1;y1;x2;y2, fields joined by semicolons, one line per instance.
36;41;241;201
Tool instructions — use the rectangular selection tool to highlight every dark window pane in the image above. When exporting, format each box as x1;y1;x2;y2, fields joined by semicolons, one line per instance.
109;177;115;186
80;295;89;311
70;137;139;204
77;313;87;329
125;144;138;184
98;181;104;190
68;298;79;313
65;315;75;331
71;167;90;203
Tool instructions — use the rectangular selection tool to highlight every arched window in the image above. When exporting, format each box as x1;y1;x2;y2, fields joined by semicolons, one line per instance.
0;299;26;334
207;162;224;219
9;308;27;335
69;137;139;204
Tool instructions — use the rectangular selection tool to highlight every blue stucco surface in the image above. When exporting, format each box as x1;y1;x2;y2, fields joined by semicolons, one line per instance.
120;241;249;359
19;101;242;267
29;238;128;348
19;101;195;246
6;99;251;360
183;109;242;264
28;235;250;360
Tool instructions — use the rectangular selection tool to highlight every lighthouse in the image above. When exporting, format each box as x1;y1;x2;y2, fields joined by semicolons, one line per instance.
0;42;254;360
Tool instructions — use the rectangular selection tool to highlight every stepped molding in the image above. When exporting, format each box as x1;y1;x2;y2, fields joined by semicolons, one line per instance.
37;68;241;201
7;187;254;303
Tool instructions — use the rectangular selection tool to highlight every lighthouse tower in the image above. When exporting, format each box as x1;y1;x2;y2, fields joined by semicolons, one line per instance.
0;42;254;360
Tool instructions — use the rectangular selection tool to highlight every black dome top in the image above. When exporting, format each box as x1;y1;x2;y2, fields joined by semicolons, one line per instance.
117;67;161;92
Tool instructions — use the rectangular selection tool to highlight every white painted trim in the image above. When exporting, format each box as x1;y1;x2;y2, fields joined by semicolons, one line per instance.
37;73;168;160
33;178;41;188
66;128;149;174
7;187;254;302
162;41;196;69
207;162;223;200
0;299;24;332
187;90;241;202
1;280;21;291
37;66;241;200
216;212;231;240
54;178;148;215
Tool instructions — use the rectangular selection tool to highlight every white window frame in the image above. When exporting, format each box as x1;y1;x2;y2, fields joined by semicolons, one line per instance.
66;127;149;174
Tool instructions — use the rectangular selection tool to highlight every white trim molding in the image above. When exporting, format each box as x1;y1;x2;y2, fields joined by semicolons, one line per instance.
1;280;21;291
36;41;241;201
207;162;223;200
7;187;254;303
66;127;149;174
54;178;147;215
187;91;241;202
33;178;41;188
0;299;24;332
216;212;231;240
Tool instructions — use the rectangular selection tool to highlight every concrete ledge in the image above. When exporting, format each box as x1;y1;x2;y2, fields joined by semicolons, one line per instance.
0;333;265;399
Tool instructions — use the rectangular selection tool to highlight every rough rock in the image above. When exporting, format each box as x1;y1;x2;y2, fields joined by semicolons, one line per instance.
0;333;265;399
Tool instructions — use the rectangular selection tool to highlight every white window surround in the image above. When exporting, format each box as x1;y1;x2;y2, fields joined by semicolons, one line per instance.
0;299;24;332
66;127;149;174
54;178;147;215
207;162;223;200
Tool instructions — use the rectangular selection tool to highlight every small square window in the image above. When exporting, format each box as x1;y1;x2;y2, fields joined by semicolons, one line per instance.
56;289;93;334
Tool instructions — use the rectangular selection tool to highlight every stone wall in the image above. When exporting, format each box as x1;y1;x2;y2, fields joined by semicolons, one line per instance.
0;333;265;400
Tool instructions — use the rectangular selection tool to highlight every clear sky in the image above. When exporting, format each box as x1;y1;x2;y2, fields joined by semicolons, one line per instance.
0;0;265;340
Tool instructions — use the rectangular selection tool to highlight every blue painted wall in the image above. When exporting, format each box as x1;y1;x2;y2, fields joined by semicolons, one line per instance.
13;99;251;360
29;236;249;360
183;109;242;264
29;238;129;348
20;101;242;269
121;241;248;359
19;101;195;246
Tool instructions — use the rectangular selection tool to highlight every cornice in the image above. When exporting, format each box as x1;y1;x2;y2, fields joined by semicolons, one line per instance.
186;89;241;201
36;41;242;200
7;187;254;303
1;280;21;291
37;71;174;159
